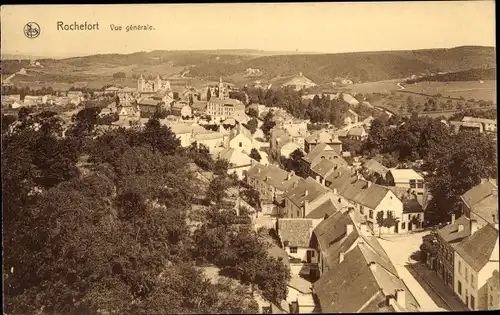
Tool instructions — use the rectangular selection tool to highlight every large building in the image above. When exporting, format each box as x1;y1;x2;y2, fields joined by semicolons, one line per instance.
281;72;317;91
206;97;245;122
137;74;172;93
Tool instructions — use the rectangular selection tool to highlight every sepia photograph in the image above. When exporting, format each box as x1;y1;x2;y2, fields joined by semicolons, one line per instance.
1;1;498;314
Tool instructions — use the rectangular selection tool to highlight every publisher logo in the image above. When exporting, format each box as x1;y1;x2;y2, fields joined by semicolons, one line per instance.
24;22;41;39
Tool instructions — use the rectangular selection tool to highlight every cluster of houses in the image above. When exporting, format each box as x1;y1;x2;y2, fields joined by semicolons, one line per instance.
243;132;433;312
447;116;497;134
1;91;85;109
420;178;499;311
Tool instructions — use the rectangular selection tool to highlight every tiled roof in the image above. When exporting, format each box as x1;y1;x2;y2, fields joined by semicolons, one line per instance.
462;116;496;124
246;164;300;192
194;131;224;141
311;159;337;178
278;218;313;247
325;167;352;190
452;223;499;272
313;247;380;313
347;126;366;137
216;148;252;167
284;177;330;208
305;198;344;219
403;198;424;214
305;130;340;144
461;179;498;224
303;143;347;167
170;124;207;135
312;212;359;269
437;216;471;243
337;178;393;210
363;159;389;177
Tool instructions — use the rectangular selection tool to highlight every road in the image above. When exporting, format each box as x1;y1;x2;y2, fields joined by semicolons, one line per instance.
378;232;448;312
397;82;405;90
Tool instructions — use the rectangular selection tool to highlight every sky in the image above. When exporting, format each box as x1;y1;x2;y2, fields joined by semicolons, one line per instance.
1;1;496;58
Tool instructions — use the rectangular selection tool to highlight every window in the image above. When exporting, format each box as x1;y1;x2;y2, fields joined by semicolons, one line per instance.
417;180;424;188
360;206;364;214
490;295;494;307
311;250;315;257
471;274;474;288
239;142;242;147
296;210;300;217
465;267;469;283
369;209;374;219
458;261;462;275
471;295;475;310
290;247;298;253
402;222;406;229
409;179;417;188
458;281;462;295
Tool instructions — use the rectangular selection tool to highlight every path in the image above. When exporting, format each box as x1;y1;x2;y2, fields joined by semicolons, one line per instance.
397;82;405;90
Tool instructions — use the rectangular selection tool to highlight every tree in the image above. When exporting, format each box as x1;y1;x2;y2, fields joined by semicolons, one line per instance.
140;117;180;155
247;108;258;118
281;149;308;178
207;88;212;102
376;211;399;237
68;107;101;138
1;114;17;133
214;158;230;176
249;148;262;162
241;187;261;210
246;118;258;134
261;111;276;137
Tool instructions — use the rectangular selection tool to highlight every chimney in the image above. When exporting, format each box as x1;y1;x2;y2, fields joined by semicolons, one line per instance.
368;261;376;272
299;72;303;77
366;181;372;188
304;189;309;197
334;165;338;170
451;213;456;224
339;251;345;264
346;224;353;235
470;219;479;234
395;289;406;308
333;188;338;194
458;224;464;232
293;181;298;188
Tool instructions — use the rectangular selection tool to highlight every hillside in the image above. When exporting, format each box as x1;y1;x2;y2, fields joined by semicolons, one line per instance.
1;46;495;86
404;67;496;84
188;46;496;83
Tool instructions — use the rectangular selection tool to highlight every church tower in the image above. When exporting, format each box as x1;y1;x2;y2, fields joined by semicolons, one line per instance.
154;74;162;92
137;74;145;92
219;77;227;99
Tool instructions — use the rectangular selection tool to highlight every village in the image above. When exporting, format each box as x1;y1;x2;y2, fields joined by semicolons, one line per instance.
2;69;498;314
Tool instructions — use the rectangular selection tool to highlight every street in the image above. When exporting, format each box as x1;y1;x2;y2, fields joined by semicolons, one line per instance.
378;231;449;312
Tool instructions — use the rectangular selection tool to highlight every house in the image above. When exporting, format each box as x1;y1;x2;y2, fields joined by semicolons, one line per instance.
281;72;317;91
363;116;375;129
312;212;419;313
452;222;499;310
280;142;301;159
344;109;359;126
214;148;253;179
246;163;301;204
347;126;368;141
137;98;161;116
386;169;425;197
449;121;484;133
276;218;318;277
137;74;172;93
362;159;390;184
430;215;472;291
206;97;245;122
171;101;193;119
462;116;496;133
386;186;426;232
229;129;254;154
460;178;498;227
304;130;342;153
486;270;500;310
193;131;225;151
169;124;208;147
342;93;360;106
302;143;348;172
283;177;340;221
286;275;316;313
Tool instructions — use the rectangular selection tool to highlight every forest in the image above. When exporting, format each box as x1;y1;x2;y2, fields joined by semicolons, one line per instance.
2;108;290;315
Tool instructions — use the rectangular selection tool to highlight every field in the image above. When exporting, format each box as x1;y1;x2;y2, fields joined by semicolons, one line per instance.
341;79;402;94
402;80;496;102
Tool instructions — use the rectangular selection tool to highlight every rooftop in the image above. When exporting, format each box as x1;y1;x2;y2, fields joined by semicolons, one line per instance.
437;215;471;243
452;223;499;272
246;163;301;192
284;177;330;208
389;169;424;182
278;218;314;248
